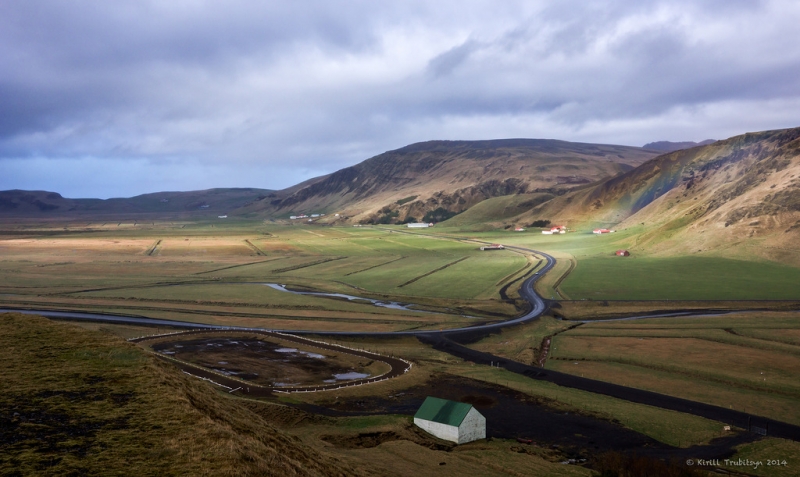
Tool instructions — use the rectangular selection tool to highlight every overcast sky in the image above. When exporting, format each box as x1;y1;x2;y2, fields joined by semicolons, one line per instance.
1;1;799;198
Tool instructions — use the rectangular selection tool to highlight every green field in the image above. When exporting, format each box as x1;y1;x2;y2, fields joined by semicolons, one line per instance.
546;312;800;425
0;221;529;332
426;223;800;300
560;255;800;300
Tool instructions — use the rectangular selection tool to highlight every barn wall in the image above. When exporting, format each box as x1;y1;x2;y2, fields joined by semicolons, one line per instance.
457;408;486;444
413;418;459;443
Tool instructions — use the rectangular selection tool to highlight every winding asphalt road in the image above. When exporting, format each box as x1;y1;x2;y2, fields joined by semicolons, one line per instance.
0;245;555;336
4;241;800;442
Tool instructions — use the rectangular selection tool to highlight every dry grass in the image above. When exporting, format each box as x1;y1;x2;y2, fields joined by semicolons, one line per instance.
0;312;367;476
546;313;800;425
443;364;726;449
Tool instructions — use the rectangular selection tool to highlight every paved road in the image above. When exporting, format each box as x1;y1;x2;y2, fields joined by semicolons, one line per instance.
5;239;800;442
0;245;556;336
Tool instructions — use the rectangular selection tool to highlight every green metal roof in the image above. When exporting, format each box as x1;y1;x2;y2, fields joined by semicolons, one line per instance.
414;396;473;427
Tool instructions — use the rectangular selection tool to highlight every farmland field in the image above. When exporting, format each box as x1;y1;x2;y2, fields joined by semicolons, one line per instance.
546;312;800;425
5;219;800;475
429;224;800;301
0;220;528;332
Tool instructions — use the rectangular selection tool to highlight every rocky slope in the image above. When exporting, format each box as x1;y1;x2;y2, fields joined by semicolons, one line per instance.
243;139;658;223
643;139;716;153
521;127;800;263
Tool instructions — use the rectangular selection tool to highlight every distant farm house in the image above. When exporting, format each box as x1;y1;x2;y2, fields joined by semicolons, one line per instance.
593;228;614;234
413;397;486;444
615;249;630;256
407;223;431;228
515;227;525;232
217;215;227;219
480;244;504;251
542;225;566;235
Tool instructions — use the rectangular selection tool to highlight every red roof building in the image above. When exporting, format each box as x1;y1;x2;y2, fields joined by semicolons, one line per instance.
615;250;630;256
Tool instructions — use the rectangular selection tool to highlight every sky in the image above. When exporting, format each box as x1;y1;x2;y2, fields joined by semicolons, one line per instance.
1;1;799;198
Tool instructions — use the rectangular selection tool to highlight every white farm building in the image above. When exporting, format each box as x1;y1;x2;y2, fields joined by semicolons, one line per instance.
413;397;486;444
407;223;431;228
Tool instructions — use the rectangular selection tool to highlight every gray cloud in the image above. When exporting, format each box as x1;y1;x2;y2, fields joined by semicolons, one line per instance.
1;0;798;197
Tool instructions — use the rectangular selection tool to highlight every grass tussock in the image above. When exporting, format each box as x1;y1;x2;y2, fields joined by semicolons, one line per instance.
0;312;365;476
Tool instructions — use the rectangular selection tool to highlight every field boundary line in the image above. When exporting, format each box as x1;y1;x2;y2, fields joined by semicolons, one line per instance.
552;257;576;299
145;239;162;256
271;256;346;273
243;239;266;256
194;257;284;275
495;255;537;287
344;256;407;276
397;256;469;288
548;356;800;399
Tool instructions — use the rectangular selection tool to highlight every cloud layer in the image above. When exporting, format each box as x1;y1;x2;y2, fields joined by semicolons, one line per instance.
1;0;799;197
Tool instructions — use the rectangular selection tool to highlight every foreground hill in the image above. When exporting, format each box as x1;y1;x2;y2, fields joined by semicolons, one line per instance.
0;313;364;476
243;139;658;223
0;188;272;219
522;127;800;264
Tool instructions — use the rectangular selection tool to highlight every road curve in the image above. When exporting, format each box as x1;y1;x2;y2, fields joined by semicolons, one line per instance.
0;245;556;336
6;242;800;441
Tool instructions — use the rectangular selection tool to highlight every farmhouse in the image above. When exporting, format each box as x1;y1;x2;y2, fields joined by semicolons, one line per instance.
515;227;525;232
413;397;486;444
616;249;630;256
407;223;431;228
541;225;566;234
593;228;614;234
480;244;504;251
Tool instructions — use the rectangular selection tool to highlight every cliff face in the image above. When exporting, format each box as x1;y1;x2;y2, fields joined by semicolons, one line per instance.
245;139;658;223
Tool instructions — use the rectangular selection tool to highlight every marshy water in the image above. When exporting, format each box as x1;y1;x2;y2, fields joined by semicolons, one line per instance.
152;336;373;387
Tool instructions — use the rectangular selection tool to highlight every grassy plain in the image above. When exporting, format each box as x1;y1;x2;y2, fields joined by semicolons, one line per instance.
0;220;530;332
3;312;602;476
546;312;800;425
427;223;800;301
5;218;800;474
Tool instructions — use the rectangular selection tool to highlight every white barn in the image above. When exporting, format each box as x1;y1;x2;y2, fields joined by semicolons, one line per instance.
413;397;486;444
407;223;430;228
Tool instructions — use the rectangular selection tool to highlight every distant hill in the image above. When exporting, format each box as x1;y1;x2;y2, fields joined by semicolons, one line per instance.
643;140;716;152
0;188;273;219
520;127;800;264
240;139;659;223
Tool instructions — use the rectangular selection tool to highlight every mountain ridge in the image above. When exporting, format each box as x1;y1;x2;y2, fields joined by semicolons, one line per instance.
243;138;659;223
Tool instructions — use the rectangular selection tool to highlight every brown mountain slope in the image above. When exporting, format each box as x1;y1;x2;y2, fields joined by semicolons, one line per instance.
241;139;658;223
642;139;716;153
0;188;273;219
522;127;800;263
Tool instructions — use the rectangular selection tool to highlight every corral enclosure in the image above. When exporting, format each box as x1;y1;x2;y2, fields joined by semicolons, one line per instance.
147;332;389;387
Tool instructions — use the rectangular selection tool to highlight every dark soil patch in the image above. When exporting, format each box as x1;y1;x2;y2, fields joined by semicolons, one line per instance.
321;425;454;451
304;373;759;463
322;431;405;449
152;336;371;387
